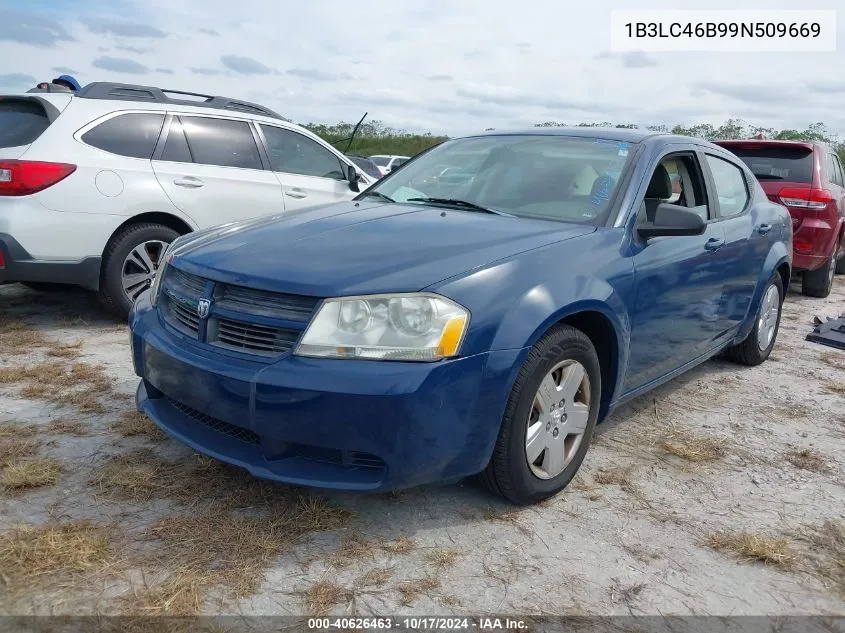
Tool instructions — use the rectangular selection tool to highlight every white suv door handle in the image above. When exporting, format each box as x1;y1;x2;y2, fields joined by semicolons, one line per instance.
173;177;204;188
285;188;308;199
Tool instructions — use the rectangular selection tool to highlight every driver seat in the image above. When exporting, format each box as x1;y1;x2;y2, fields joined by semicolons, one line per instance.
643;164;672;222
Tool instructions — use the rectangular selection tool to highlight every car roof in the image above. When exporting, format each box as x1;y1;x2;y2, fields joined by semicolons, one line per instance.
470;127;660;143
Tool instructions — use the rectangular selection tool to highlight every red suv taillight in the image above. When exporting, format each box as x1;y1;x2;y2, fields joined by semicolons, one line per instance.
0;161;76;196
777;187;835;210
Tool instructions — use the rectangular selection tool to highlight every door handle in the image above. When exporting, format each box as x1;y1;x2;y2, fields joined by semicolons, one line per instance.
757;224;772;235
173;177;204;188
704;237;725;251
284;189;308;199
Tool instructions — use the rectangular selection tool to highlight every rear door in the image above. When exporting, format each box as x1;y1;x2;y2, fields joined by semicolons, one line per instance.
152;114;284;228
827;152;845;257
255;124;356;212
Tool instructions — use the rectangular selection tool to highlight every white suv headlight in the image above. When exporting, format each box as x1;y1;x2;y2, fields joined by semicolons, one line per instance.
295;293;470;361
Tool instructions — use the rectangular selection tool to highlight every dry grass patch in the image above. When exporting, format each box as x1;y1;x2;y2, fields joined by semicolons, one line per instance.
820;352;845;371
784;447;829;473
0;422;39;437
330;534;375;567
0;521;115;586
0;320;46;354
0;437;41;467
707;531;794;569
111;411;167;441
121;570;209;616
797;520;845;594
1;458;62;492
398;576;440;606
359;567;392;587
594;466;634;488
825;382;845;394
662;430;727;462
46;418;89;436
382;535;415;555
47;340;83;359
427;547;463;569
1;360;113;414
305;580;352;615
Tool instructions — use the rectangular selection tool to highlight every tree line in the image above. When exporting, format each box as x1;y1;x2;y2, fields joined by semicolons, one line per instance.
302;118;845;163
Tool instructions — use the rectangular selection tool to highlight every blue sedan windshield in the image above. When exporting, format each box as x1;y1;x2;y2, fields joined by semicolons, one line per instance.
368;135;635;224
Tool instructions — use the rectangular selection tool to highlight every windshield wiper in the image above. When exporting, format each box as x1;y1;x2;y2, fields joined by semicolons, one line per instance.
360;191;396;203
406;197;511;216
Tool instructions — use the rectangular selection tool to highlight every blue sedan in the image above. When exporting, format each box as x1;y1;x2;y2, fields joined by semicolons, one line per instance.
128;128;792;505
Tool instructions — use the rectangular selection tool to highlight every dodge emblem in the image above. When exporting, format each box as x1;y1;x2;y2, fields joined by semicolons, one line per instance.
197;298;211;319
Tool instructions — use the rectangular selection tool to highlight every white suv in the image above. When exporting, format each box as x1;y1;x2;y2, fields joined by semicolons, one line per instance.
0;82;376;318
369;154;410;176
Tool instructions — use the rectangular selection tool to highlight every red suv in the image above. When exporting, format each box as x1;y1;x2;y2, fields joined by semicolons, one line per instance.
714;139;845;298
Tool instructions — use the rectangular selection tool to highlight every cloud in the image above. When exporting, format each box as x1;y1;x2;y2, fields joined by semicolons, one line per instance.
84;18;167;38
0;73;37;89
286;68;352;82
221;55;273;75
92;56;150;75
0;11;75;46
198;28;220;36
191;67;222;76
115;44;151;54
427;75;453;82
595;51;658;68
805;81;845;95
695;81;799;104
156;68;174;75
52;66;80;75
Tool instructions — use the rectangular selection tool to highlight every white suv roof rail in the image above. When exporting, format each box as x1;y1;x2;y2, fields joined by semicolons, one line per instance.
75;82;287;121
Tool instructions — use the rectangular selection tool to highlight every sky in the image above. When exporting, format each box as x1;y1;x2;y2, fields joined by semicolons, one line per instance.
0;0;843;137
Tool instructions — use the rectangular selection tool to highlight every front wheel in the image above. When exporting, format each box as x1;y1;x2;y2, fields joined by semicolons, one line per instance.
480;325;601;506
98;223;179;320
724;272;783;366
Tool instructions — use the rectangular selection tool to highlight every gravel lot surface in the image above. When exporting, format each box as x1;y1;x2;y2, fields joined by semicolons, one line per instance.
0;277;843;619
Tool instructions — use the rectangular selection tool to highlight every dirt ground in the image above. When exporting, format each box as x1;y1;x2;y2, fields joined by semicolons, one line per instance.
0;276;843;619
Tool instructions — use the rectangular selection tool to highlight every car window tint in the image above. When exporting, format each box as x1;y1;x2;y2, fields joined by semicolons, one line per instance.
179;117;262;169
0;100;51;148
81;113;164;159
828;154;844;187
834;155;845;188
260;125;346;180
159;117;193;163
706;155;750;217
725;145;813;183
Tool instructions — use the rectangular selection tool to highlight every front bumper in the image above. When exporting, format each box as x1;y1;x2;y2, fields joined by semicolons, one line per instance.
130;293;523;492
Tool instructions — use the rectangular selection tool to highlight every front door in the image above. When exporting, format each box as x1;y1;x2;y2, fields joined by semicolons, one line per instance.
256;124;357;212
152;115;284;228
624;150;727;392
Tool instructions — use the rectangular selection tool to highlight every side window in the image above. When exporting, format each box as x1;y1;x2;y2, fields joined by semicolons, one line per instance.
81;113;164;159
259;125;346;180
834;155;845;188
179;116;262;170
705;154;750;218
159;117;193;163
827;154;844;187
641;153;711;222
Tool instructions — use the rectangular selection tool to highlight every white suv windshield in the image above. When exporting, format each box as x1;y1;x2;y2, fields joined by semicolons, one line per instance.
365;135;634;224
370;156;390;167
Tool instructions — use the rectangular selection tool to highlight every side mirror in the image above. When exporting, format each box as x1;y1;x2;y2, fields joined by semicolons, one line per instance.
637;203;706;240
346;164;360;192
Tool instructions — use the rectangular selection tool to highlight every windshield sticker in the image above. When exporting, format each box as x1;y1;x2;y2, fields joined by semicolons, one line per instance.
590;174;613;205
617;143;629;157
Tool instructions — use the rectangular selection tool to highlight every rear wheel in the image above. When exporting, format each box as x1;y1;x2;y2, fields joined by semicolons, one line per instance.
724;272;783;366
480;325;601;505
802;252;836;298
98;223;179;320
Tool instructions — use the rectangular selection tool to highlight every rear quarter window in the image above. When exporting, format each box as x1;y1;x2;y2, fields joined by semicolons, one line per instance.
81;113;165;159
723;145;814;184
0;99;51;148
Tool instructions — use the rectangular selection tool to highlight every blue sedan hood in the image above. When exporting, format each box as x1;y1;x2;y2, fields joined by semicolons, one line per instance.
172;201;595;297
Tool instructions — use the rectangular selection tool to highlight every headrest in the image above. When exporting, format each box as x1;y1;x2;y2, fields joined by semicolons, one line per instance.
646;164;672;199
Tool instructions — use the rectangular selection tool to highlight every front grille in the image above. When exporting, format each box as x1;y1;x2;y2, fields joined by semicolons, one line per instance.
209;318;300;356
168;397;259;445
295;445;386;471
159;265;321;360
217;285;319;321
165;296;200;335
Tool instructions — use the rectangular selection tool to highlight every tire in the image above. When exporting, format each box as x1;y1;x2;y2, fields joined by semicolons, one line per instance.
98;223;179;320
835;255;845;275
19;282;71;292
802;252;836;298
724;272;783;366
480;324;601;506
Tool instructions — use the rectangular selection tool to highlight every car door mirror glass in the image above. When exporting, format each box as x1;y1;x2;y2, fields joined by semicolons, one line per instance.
638;203;706;239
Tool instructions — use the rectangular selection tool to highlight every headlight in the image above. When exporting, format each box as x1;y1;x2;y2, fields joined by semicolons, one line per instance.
295;293;470;361
149;241;177;307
